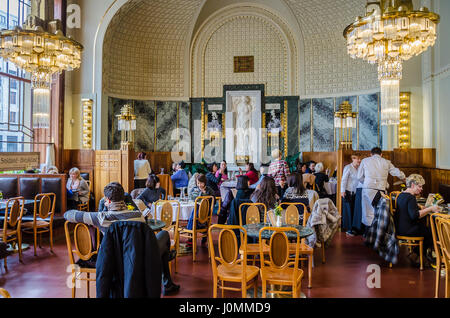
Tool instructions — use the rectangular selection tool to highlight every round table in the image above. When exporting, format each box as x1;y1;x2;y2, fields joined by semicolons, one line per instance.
151;200;195;221
243;223;314;240
146;219;166;231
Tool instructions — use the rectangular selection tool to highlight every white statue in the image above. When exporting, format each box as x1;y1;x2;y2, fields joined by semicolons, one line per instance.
232;96;254;157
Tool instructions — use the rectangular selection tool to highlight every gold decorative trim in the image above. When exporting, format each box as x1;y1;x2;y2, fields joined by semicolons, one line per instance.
222;113;225;138
201;100;205;159
154;101;157;152
310;98;313;152
81;98;93;149
333;98;336;151
357;96;360;150
398;92;411;149
284;100;288;157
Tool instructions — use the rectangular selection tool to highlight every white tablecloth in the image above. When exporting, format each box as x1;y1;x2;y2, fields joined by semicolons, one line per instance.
150;201;195;222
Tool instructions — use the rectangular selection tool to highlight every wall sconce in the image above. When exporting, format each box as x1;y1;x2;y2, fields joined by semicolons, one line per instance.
116;103;137;151
398;92;411;149
334;101;358;150
81;99;93;149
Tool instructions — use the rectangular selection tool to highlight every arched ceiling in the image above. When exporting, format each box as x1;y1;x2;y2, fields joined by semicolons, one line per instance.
103;0;379;99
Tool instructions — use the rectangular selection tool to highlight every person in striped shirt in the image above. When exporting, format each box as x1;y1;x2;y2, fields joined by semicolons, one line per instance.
64;182;180;295
268;149;290;195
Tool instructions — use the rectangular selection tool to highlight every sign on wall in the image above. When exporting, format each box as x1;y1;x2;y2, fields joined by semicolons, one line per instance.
234;56;254;73
0;152;40;171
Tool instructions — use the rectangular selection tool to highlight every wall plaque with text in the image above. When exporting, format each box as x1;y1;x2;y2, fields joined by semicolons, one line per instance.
0;152;40;171
234;56;254;73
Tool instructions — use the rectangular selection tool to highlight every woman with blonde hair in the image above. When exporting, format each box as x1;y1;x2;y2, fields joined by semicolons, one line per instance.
313;162;329;198
66;167;90;210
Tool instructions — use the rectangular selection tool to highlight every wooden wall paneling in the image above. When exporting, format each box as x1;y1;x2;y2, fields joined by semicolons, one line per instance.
121;149;135;194
94;150;122;210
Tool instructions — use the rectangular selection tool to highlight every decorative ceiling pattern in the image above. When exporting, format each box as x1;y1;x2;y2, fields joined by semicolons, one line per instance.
103;0;203;99
284;0;379;95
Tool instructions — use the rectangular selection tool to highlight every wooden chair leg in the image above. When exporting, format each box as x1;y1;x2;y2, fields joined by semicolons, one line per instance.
322;242;326;264
435;261;441;298
50;227;54;253
33;229;37;256
192;233;197;262
39;233;42;249
72;273;76;298
308;255;312;289
242;283;247;298
419;241;423;271
213;276;218;298
262;280;267;298
18;233;23;263
221;280;224;298
253;278;258;298
445;267;449;298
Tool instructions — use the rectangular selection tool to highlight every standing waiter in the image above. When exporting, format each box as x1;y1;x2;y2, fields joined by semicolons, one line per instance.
357;147;405;228
340;153;362;236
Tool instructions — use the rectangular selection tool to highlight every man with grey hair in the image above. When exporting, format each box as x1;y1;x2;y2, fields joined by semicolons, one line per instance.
357;147;406;228
395;174;441;267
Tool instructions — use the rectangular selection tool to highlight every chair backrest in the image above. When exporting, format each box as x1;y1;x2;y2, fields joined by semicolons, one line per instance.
0;288;11;298
389;191;401;213
259;226;300;279
435;216;450;265
194;195;214;226
34;193;56;221
64;221;100;265
4;197;24;229
430;213;450;266
154;200;180;234
208;224;248;282
280;202;307;225
238;202;267;226
130;188;145;200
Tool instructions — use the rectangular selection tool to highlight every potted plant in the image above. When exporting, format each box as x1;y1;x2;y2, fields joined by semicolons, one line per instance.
433;193;444;206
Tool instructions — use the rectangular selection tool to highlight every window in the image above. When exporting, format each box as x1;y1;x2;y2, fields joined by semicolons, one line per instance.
0;0;32;153
6;136;18;152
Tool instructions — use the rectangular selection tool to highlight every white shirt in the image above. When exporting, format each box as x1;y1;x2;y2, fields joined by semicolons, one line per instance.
134;159;152;179
357;154;405;191
341;163;362;193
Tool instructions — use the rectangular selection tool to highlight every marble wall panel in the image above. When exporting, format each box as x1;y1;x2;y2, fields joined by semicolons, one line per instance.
108;97;125;150
134;100;156;152
312;98;334;152
287;99;300;156
299;99;311;152
156;102;178;152
358;93;379;151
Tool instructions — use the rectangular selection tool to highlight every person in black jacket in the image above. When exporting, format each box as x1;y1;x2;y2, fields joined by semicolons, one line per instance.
137;174;167;208
313;162;329;198
218;175;253;224
206;162;224;196
395;174;441;266
65;182;179;296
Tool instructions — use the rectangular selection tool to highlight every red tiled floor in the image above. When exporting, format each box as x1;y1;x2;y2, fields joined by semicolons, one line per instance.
0;225;443;298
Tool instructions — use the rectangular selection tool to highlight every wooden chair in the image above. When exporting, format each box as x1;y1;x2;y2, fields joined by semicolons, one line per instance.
64;221;100;298
179;195;214;262
154;200;180;274
435;215;450;298
215;196;222;216
0;288;11;298
77;180;91;212
259;226;304;298
389;192;425;270
0;197;25;270
430;213;450;298
208;224;259;298
281;202;314;289
21;193;56;256
238;203;269;265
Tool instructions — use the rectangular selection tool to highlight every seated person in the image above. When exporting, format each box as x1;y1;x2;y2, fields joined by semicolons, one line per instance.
305;161;316;174
206;162;224;196
218;175;253;225
237;162;259;185
283;173;309;205
137;174;167;208
66;167;90;210
296;162;307;174
187;172;199;197
277;177;288;199
171;161;189;196
97;182;138;212
216;160;229;186
64;182;179;295
395;174;441;266
313;162;329;198
250;176;279;221
250;165;268;189
186;174;215;249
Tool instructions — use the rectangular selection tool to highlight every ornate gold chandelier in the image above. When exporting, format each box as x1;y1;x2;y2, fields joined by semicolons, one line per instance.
0;0;83;128
344;0;439;125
